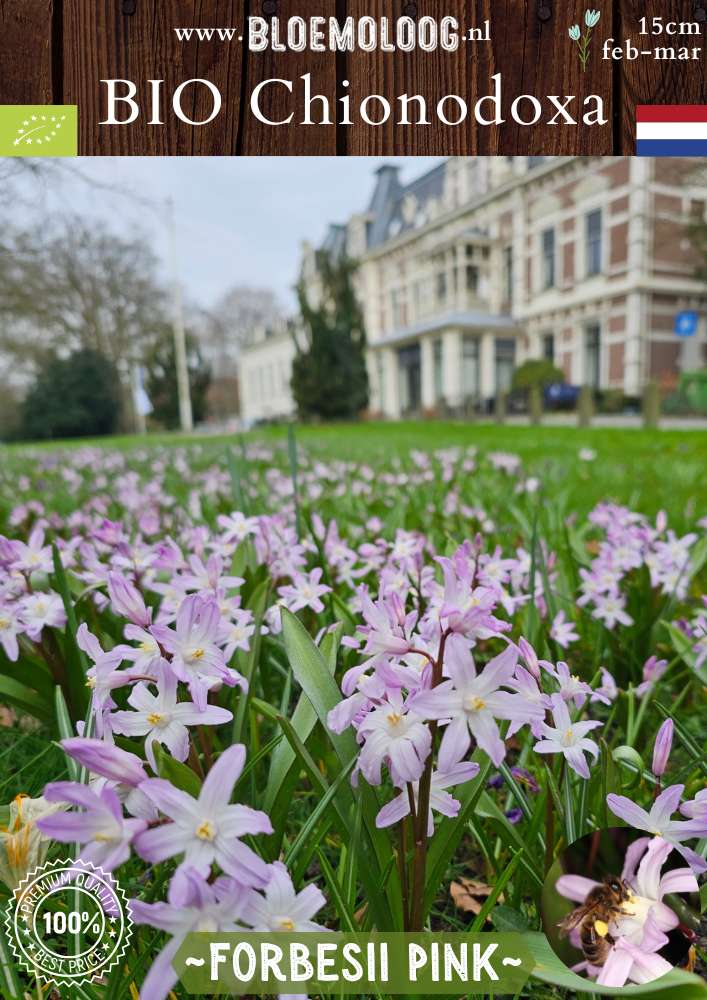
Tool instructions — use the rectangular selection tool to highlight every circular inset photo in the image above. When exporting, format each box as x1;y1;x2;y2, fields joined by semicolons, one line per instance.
541;829;703;987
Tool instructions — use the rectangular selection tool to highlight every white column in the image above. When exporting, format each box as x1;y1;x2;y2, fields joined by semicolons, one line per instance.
383;348;400;418
421;338;435;409
443;329;462;407
480;332;495;401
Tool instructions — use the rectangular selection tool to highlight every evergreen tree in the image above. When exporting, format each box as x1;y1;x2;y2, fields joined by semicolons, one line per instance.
144;329;212;429
20;348;122;440
291;251;369;420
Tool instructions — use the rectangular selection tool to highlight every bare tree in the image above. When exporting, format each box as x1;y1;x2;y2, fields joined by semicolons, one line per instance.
0;218;171;382
202;285;284;373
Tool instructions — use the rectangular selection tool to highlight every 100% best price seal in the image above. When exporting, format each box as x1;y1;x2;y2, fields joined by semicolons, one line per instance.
4;858;132;987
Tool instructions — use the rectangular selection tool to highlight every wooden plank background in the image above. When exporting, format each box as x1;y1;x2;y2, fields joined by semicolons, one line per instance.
1;0;706;155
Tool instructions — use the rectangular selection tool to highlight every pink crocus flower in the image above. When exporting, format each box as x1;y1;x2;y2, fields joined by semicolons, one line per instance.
134;744;272;885
533;694;602;779
375;761;480;835
607;784;707;873
18;591;66;641
38;782;146;871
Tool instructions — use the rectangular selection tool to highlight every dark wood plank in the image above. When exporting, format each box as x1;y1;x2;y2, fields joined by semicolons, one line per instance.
238;0;338;154
343;0;615;155
63;0;246;155
0;0;55;104
618;0;707;153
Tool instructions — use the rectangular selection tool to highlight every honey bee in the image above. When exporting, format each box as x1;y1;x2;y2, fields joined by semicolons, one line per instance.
558;876;633;967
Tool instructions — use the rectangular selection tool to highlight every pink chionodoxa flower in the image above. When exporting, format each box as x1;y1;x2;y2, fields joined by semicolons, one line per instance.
413;639;541;768
130;867;248;1000
607;784;707;873
375;761;480;835
151;594;242;710
239;861;328;932
0;603;21;661
556;836;698;986
532;694;602;779
110;668;232;771
134;744;272;885
550;611;579;649
277;568;331;614
355;692;432;785
38;782;146;871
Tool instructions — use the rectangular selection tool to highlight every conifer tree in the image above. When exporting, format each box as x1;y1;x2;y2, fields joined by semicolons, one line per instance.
291;251;369;420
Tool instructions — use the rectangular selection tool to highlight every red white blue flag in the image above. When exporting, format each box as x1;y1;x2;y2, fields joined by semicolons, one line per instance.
637;106;707;156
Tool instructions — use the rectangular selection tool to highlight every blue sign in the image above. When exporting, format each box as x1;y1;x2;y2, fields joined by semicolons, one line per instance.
675;311;699;337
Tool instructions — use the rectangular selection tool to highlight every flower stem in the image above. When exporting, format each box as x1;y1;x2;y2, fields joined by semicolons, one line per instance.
409;628;450;930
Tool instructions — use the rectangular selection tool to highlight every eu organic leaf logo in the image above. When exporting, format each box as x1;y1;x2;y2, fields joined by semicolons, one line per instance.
13;112;66;148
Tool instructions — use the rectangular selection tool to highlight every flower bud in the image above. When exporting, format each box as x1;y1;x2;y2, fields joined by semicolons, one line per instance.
518;637;540;680
651;718;674;777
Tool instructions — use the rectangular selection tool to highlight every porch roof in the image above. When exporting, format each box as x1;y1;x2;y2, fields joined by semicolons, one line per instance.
373;310;520;348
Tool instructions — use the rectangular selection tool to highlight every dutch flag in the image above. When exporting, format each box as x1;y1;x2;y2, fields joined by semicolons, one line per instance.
637;106;707;156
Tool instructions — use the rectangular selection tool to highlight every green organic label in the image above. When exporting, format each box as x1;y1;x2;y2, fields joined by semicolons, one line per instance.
174;932;535;995
0;106;78;156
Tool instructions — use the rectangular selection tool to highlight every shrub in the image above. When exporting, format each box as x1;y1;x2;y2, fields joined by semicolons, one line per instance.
512;358;565;392
19;348;122;440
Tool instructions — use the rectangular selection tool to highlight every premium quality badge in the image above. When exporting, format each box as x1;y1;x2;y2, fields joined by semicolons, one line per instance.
4;858;132;987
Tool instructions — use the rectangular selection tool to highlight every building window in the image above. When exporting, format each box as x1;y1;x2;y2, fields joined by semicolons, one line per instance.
586;210;602;276
585;324;601;388
495;338;516;394
542;333;555;363
466;265;479;293
542;229;556;289
461;335;480;399
436;270;447;304
433;338;444;402
503;246;513;304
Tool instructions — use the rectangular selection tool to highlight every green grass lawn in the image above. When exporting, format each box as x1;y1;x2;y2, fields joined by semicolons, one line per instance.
4;420;705;523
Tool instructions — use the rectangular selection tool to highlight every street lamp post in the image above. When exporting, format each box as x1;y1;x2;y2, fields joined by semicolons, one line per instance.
167;197;194;433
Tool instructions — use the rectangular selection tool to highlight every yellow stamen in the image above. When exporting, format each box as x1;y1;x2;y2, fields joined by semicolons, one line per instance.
190;648;205;660
386;712;402;726
195;820;216;841
278;917;295;930
146;712;164;725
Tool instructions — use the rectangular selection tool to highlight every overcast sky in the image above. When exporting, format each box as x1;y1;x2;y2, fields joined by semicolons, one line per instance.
20;157;442;312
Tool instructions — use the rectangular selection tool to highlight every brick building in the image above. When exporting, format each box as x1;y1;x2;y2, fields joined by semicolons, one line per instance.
241;156;707;422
